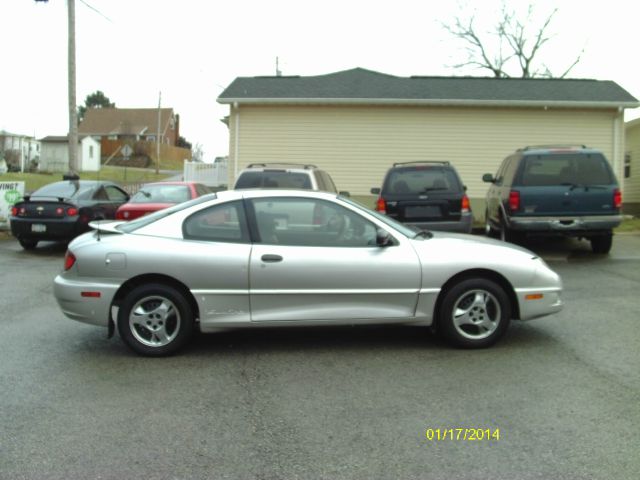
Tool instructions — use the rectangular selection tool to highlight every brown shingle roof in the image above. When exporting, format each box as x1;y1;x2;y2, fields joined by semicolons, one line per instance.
78;108;175;137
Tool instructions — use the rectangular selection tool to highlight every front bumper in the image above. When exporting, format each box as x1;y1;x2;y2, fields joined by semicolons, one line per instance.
508;215;622;235
515;287;563;321
53;274;120;327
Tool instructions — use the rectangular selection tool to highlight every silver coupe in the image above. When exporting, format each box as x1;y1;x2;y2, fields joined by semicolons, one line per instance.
53;190;563;356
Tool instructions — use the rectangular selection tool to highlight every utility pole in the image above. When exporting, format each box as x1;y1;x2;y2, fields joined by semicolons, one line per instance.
67;0;79;174
156;91;161;174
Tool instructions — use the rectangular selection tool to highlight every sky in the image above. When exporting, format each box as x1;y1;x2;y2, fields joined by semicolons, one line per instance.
1;0;639;162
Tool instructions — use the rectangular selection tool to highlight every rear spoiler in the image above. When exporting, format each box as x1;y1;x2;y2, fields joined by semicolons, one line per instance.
22;195;73;202
88;220;125;234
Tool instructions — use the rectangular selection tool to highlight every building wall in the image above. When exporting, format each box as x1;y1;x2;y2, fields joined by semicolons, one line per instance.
40;143;69;172
624;120;640;213
228;104;621;216
80;137;101;172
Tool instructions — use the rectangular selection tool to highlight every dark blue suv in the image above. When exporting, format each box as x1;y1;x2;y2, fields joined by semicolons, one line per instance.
482;146;622;254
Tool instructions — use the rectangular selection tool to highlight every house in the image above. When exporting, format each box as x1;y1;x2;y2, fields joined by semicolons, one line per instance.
217;68;639;215
624;118;640;215
39;136;101;172
78;107;180;146
0;130;41;172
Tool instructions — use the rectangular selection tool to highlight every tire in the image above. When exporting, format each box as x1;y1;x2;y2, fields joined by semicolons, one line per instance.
18;238;38;250
590;233;613;254
499;218;521;244
438;278;511;348
117;283;194;356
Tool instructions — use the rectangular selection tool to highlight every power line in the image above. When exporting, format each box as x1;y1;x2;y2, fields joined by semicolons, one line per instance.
78;0;113;23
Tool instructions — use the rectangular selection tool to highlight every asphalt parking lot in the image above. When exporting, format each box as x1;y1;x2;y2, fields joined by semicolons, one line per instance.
0;233;639;480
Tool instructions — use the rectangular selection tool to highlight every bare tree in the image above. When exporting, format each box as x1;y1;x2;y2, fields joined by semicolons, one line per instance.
444;3;582;78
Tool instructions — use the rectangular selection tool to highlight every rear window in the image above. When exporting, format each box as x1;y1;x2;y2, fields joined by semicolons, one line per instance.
235;171;312;189
130;184;191;204
383;167;462;195
31;181;94;200
519;154;614;186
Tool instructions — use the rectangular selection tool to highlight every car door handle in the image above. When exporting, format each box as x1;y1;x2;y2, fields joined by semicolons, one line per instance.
261;254;283;263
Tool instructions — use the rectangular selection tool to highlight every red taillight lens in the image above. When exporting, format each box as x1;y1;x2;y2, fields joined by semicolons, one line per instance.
66;207;79;216
11;206;18;216
461;195;470;213
375;197;387;214
508;191;520;212
115;210;124;220
613;188;622;209
64;251;76;271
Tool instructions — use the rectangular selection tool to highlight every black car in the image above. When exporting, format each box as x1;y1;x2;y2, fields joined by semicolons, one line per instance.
482;145;622;253
10;180;129;250
371;161;472;233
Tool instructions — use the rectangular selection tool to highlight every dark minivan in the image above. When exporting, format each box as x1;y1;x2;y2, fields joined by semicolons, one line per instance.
371;161;472;233
483;145;622;253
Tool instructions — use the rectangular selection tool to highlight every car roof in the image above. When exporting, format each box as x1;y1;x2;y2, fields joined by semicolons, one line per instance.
219;188;338;201
519;145;602;155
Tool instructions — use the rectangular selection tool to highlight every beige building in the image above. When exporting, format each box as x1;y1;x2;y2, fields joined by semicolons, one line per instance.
217;68;638;218
624;118;640;214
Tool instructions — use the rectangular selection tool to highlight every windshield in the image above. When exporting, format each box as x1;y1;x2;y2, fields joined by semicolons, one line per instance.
338;196;417;239
31;181;94;200
519;154;614;186
130;184;191;204
117;193;217;233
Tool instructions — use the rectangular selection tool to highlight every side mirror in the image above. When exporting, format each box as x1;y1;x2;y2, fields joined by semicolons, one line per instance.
482;173;495;183
370;187;381;195
376;228;392;247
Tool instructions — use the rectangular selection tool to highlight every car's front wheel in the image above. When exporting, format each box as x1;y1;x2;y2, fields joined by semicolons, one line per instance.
438;278;511;348
118;283;194;356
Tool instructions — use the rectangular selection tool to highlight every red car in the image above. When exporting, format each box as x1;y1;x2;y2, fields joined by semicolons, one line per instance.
115;181;211;221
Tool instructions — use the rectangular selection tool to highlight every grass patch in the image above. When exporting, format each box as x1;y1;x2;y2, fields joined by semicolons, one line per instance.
615;217;640;233
1;167;175;193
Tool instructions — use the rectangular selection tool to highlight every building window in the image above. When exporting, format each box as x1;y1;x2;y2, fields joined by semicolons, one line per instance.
624;153;631;179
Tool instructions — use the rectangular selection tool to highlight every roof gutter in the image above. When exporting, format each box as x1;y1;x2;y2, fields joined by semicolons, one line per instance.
216;97;640;109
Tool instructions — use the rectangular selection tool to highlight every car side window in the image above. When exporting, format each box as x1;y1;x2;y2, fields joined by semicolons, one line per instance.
502;156;521;186
319;170;338;193
93;186;109;200
183;200;249;243
250;198;378;247
105;186;129;202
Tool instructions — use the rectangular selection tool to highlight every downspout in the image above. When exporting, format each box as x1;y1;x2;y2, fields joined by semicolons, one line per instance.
613;108;622;189
234;102;240;185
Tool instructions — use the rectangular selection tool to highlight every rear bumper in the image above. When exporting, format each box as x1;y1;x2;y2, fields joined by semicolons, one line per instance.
406;214;473;234
508;215;621;235
53;274;119;327
10;217;87;241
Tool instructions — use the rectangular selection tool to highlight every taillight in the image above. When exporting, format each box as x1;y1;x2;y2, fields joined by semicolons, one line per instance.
375;197;387;214
115;210;125;220
613;188;622;209
55;207;64;216
461;195;470;213
66;207;79;216
10;206;18;216
508;191;520;212
64;251;76;271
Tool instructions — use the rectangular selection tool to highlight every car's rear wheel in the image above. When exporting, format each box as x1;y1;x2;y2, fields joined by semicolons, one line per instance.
438;278;511;348
18;238;38;250
590;233;613;254
118;283;194;356
499;218;521;244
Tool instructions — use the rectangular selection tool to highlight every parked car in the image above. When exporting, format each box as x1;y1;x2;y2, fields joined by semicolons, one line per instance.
482;145;622;253
234;163;346;194
54;189;563;356
10;179;129;250
371;161;472;233
115;181;210;220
